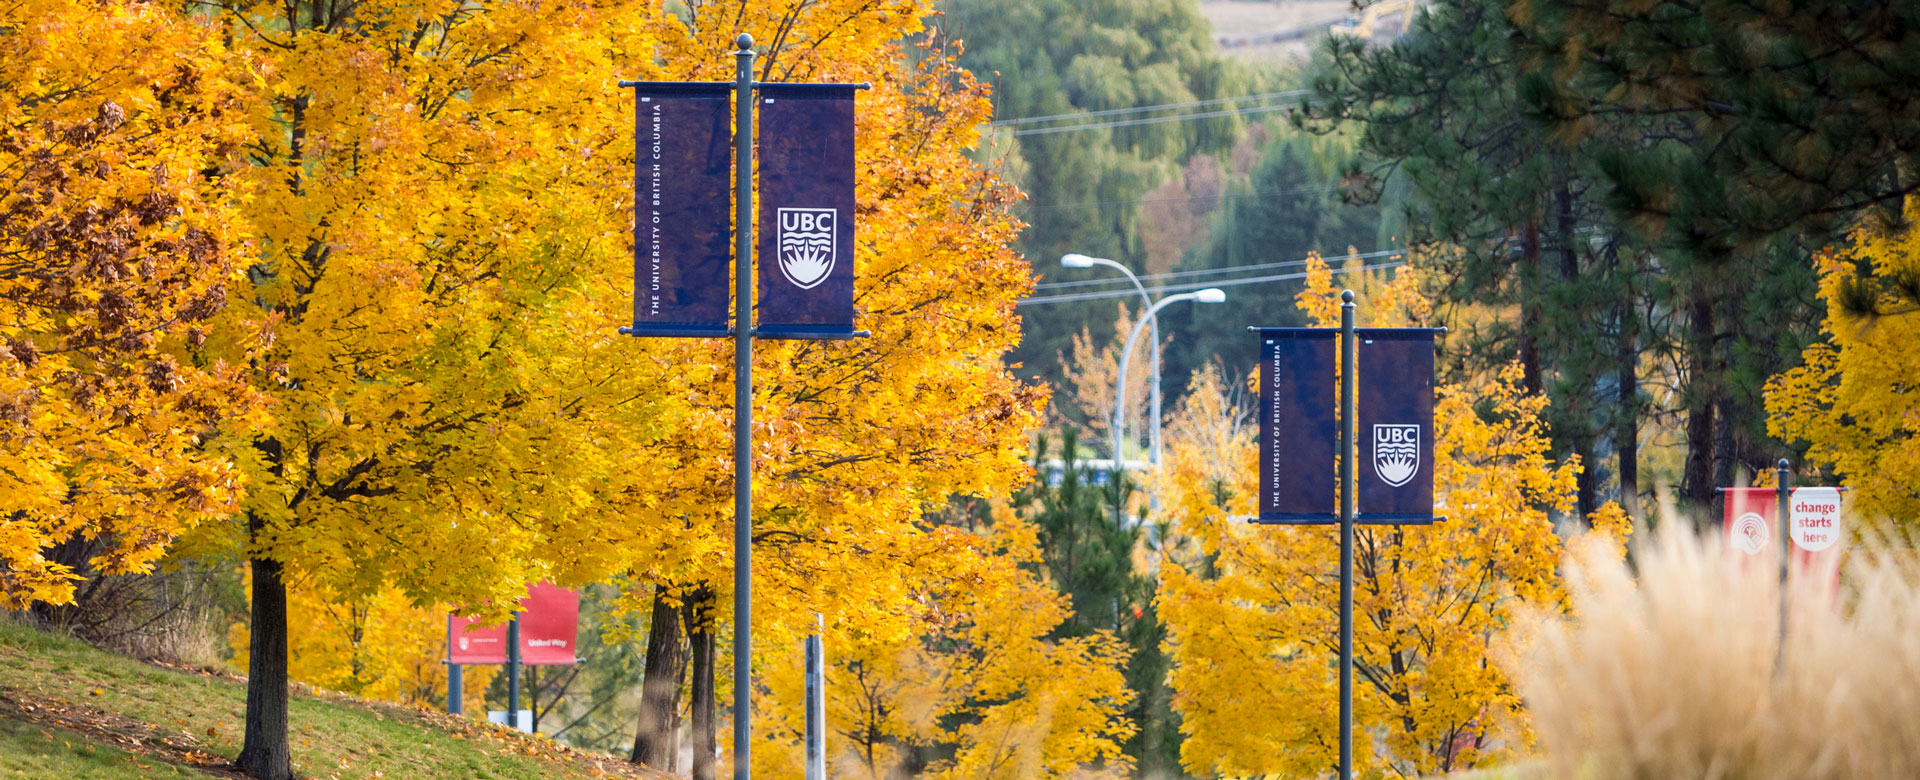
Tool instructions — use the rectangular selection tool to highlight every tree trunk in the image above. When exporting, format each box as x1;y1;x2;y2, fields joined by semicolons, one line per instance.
1681;290;1718;521
1615;294;1642;521
687;586;718;780
1574;435;1598;523
632;585;689;768
1517;219;1544;396
237;522;293;780
1711;392;1738;524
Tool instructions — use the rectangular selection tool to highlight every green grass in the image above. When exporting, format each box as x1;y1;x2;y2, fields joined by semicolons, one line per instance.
0;620;661;779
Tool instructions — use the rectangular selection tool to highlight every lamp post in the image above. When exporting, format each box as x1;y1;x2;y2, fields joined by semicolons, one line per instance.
1061;254;1167;466
1111;288;1226;528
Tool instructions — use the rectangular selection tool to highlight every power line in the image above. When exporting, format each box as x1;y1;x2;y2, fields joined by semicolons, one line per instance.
1017;184;1342;213
1018;260;1408;306
988;90;1313;127
1034;248;1405;291
1009;103;1298;137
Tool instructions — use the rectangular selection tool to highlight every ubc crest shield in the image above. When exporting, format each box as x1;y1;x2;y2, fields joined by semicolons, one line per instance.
755;84;858;337
1372;424;1420;487
776;207;837;289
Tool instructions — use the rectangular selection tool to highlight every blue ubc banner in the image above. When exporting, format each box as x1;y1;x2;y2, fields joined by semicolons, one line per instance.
1257;329;1337;523
755;84;858;339
627;83;734;337
1357;329;1437;522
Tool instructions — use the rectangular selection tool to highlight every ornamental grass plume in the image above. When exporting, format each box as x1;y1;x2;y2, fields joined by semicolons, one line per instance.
1517;522;1920;780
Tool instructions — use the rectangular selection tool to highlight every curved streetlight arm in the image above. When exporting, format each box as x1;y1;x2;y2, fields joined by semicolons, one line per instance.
1062;254;1161;464
1063;254;1154;308
1113;289;1224;477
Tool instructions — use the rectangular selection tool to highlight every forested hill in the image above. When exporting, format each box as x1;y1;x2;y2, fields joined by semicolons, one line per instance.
931;0;1386;426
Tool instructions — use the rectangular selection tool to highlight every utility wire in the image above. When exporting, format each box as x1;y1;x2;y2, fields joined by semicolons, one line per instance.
1034;248;1405;291
988;90;1314;127
1017;184;1343;213
1018;261;1408;306
1008;103;1298;137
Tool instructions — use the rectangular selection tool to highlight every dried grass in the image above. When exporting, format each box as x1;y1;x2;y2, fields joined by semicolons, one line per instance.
1516;524;1920;780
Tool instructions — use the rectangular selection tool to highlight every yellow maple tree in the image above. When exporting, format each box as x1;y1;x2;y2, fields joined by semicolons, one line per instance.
10;3;1115;778
0;0;263;607
162;1;1081;778
1767;197;1920;524
185;2;687;776
1154;257;1614;778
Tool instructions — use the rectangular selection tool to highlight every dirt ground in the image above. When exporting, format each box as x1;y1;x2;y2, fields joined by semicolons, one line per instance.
1197;0;1355;62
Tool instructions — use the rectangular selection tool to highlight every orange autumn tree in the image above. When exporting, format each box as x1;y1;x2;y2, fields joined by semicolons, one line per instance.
1155;256;1612;778
1767;197;1920;524
194;2;688;777
0;0;261;607
180;3;1106;780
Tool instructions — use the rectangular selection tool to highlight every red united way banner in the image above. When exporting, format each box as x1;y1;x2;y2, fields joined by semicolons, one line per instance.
447;582;580;666
755;84;858;338
1723;487;1845;570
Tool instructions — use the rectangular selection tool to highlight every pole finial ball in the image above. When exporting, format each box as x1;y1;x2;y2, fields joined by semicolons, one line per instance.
736;33;754;50
1341;290;1356;304
1778;458;1791;470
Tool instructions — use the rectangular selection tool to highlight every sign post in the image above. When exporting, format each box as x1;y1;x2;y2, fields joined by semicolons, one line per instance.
448;663;463;715
1251;290;1443;780
619;36;868;780
805;613;825;780
1775;459;1790;659
1337;292;1357;780
730;40;756;780
506;615;521;728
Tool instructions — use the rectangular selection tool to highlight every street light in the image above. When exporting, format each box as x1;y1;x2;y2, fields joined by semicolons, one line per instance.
1060;254;1167;466
1111;288;1226;528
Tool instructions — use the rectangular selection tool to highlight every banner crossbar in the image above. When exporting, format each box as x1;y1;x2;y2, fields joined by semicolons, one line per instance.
1253;513;1445;525
620;324;735;338
618;80;734;89
618;80;875;90
1246;326;1448;334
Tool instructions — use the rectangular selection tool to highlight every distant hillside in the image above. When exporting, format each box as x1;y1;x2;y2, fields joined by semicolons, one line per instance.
0;621;668;780
1197;0;1349;60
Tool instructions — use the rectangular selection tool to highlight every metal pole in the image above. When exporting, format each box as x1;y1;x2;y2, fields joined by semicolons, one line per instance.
1114;294;1200;531
1338;290;1357;780
733;32;757;780
507;614;522;731
448;663;463;715
1148;326;1161;519
1149;321;1161;465
1776;458;1792;658
805;614;825;780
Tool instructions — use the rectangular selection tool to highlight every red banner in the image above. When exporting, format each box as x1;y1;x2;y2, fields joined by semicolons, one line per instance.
1722;487;1844;571
447;582;580;666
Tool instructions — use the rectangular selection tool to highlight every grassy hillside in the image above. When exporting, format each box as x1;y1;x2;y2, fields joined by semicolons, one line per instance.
0;620;665;779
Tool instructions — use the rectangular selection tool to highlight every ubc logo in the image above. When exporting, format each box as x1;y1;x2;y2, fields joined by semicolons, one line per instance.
1372;424;1420;487
776;208;837;289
